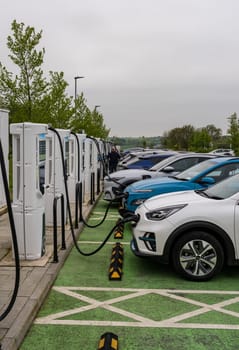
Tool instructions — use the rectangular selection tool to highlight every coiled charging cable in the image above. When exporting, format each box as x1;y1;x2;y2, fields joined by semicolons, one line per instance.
48;127;138;256
0;140;20;321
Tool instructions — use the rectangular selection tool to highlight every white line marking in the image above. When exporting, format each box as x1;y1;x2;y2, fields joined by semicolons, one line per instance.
34;287;239;329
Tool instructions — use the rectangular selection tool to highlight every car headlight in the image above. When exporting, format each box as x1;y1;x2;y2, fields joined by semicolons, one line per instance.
146;204;187;221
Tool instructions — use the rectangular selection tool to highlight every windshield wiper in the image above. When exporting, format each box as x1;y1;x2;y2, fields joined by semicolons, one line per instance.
195;189;210;197
209;195;223;200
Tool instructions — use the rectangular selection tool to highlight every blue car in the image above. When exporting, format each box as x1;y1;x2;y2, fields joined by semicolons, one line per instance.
120;152;177;170
123;157;239;212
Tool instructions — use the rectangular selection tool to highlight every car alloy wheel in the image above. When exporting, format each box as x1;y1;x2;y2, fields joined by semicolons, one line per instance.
172;231;224;281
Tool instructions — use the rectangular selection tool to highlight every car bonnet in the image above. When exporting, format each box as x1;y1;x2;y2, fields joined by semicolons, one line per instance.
142;190;204;211
125;176;182;192
106;168;151;179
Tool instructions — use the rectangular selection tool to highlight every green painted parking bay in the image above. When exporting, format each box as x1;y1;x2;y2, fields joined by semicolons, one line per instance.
20;198;239;349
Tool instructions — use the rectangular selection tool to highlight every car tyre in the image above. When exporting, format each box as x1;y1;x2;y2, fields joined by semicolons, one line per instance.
172;231;224;281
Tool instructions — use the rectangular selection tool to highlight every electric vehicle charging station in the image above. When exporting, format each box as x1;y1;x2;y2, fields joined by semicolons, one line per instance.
83;137;94;204
10;122;48;260
95;138;105;192
0;109;9;209
44;128;70;226
77;132;86;204
67;134;78;203
78;132;86;179
91;139;99;196
68;132;86;203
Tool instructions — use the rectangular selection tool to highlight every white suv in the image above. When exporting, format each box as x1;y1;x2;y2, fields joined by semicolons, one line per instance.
131;173;239;281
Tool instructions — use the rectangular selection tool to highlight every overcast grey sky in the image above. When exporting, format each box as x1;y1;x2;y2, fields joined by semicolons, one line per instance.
1;0;239;137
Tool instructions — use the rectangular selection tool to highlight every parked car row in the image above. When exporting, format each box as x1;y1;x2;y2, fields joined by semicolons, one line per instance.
123;157;239;212
118;150;177;170
103;151;239;281
104;153;218;201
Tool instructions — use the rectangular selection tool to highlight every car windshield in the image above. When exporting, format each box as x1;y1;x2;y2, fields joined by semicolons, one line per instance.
176;159;217;180
198;173;239;199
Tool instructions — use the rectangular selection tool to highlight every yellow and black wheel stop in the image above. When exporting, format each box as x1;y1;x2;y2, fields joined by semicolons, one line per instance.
109;243;124;280
114;218;124;239
98;332;119;350
112;242;123;255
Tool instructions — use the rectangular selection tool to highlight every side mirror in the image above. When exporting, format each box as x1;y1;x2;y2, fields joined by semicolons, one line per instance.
142;175;151;179
200;176;215;185
162;166;174;173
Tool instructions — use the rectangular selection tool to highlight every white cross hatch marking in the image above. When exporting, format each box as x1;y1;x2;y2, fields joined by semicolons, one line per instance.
34;287;239;329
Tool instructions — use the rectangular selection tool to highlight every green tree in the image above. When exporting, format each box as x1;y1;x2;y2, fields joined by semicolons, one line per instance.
162;125;195;150
141;136;147;148
0;20;110;138
227;112;239;155
89;108;110;138
70;97;110;138
69;93;91;133
40;71;73;128
204;124;222;149
191;128;211;152
0;20;48;123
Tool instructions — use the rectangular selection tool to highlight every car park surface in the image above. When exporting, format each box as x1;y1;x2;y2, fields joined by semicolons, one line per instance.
123;157;239;212
131;173;239;281
104;153;218;201
19;197;239;349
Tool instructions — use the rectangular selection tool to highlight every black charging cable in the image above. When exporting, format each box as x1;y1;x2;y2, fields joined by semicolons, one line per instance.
0;140;20;321
70;132;114;228
48;127;138;256
86;135;127;192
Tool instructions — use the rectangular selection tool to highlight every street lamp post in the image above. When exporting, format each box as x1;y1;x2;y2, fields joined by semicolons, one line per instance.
74;76;84;117
94;105;101;111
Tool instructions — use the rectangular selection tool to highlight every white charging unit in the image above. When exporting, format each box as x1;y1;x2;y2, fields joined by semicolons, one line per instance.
10;122;48;260
96;138;105;188
78;133;86;203
67;132;86;203
44;128;70;226
92;138;99;195
83;137;95;204
0;109;9;209
67;134;77;203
